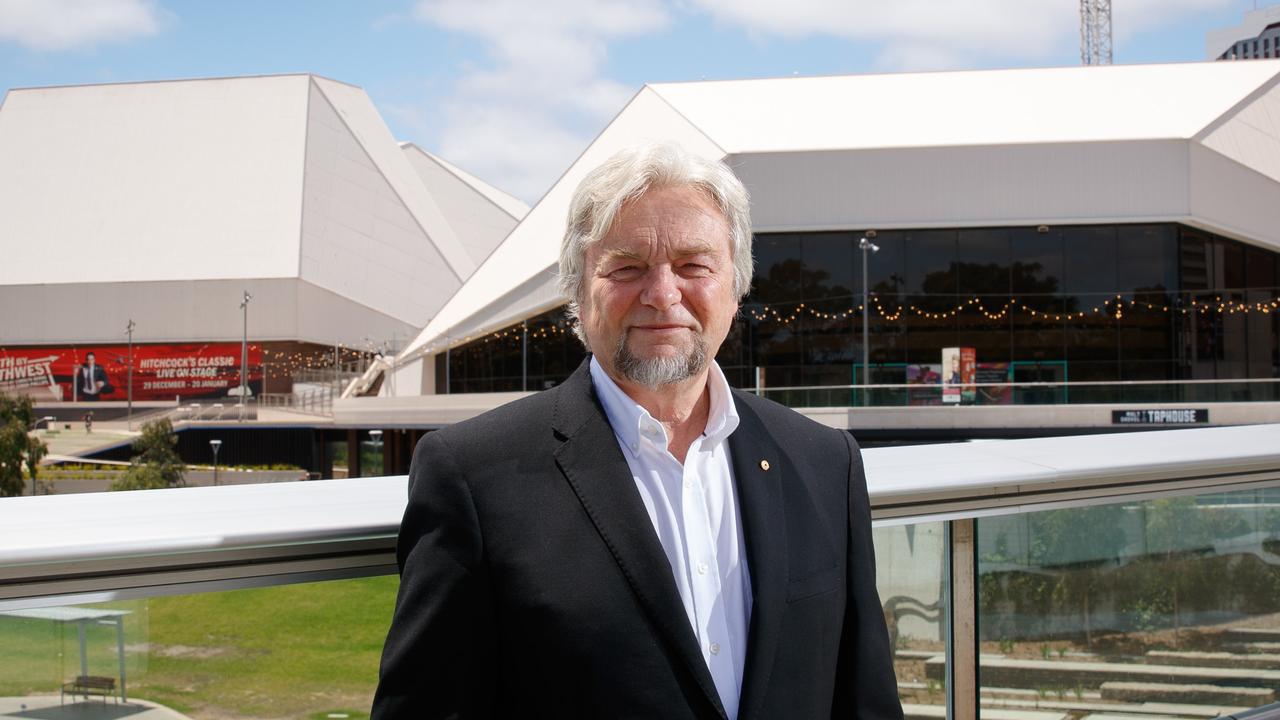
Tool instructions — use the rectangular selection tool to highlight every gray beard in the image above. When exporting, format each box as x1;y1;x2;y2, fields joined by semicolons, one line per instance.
612;329;708;391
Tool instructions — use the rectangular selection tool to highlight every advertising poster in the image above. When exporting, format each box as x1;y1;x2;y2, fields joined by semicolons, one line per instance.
906;363;942;406
0;344;262;402
975;362;1012;405
941;347;976;404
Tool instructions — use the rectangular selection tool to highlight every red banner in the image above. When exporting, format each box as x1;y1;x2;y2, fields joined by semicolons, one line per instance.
0;344;262;402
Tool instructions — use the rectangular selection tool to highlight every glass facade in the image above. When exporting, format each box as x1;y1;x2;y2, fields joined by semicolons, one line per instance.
442;222;1280;400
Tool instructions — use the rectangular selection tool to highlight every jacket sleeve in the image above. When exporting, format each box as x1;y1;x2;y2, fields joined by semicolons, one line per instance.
371;431;497;719
832;431;904;720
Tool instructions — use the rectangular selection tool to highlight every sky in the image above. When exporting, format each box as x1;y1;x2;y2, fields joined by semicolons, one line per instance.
0;0;1273;205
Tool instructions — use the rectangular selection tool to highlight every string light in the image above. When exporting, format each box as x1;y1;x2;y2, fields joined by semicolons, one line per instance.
739;294;1280;328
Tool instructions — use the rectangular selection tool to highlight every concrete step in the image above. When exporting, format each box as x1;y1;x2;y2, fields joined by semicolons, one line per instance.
984;695;1252;718
1101;681;1275;707
1225;628;1280;643
902;703;1066;720
1224;642;1280;654
1146;650;1280;670
926;655;1280;690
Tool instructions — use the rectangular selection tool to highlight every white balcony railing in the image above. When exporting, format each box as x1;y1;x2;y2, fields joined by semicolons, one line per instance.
2;423;1279;719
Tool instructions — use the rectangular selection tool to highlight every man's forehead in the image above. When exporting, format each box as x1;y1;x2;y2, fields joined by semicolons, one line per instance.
597;236;721;260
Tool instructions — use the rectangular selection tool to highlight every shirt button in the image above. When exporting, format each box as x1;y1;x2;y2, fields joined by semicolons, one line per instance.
710;642;721;655
697;562;708;575
684;479;693;490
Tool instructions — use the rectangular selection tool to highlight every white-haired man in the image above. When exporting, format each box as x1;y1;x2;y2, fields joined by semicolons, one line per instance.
373;144;902;720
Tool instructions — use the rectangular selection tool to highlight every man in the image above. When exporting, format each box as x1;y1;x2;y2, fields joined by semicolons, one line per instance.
73;352;109;401
373;144;901;719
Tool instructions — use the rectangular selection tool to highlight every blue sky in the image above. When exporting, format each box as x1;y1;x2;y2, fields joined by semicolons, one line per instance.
0;0;1272;203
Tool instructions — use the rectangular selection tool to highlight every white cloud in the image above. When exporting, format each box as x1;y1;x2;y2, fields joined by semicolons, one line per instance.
689;0;1237;70
413;0;668;203
0;0;162;51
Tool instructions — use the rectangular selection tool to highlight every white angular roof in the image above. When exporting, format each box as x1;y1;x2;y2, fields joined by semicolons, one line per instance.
398;60;1280;363
0;74;480;328
650;61;1280;153
400;143;527;267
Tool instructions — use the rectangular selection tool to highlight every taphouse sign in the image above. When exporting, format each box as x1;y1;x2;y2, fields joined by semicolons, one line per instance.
1111;409;1209;425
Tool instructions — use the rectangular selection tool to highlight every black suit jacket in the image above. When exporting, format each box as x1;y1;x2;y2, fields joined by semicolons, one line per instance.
373;360;901;720
74;364;108;399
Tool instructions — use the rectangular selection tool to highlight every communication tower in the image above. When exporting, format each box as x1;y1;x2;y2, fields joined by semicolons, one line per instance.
1081;0;1114;65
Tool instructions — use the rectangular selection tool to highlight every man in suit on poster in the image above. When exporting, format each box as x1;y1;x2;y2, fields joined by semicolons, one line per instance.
373;144;902;720
73;352;109;401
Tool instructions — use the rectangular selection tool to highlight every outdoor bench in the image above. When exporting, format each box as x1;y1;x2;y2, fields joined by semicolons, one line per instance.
61;675;116;704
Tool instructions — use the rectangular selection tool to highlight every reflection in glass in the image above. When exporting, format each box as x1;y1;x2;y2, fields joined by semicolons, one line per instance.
0;576;396;716
977;488;1280;717
874;521;948;714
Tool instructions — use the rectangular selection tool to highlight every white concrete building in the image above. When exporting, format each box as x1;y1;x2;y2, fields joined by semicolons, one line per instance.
0;74;525;351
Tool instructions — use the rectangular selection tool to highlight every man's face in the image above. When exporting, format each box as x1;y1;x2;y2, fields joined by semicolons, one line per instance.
86;353;96;366
580;185;738;389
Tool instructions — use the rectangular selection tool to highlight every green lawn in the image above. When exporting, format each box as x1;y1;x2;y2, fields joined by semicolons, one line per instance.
1;575;398;718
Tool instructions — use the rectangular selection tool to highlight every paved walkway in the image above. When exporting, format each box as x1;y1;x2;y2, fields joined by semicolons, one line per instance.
33;427;136;461
0;696;188;720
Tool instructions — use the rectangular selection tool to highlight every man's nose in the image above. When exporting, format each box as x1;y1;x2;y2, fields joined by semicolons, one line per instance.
640;264;681;310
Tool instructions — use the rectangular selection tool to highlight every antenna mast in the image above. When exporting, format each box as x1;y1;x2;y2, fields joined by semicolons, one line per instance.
1080;0;1113;65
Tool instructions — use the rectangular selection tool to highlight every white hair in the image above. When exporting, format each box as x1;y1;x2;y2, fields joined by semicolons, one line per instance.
557;143;753;348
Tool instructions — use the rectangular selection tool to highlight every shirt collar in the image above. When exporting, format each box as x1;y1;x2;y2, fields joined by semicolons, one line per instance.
589;355;740;456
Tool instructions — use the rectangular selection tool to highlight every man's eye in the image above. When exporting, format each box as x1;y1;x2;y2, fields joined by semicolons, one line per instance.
679;263;710;276
609;265;642;279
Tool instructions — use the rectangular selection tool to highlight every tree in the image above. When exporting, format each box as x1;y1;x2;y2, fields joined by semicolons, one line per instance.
0;391;48;497
1030;504;1127;648
110;417;186;491
1144;495;1248;646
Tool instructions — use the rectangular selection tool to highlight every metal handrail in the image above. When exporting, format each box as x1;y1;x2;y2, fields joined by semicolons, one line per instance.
757;377;1280;392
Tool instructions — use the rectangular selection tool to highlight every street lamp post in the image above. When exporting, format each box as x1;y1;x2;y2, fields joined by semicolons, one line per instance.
858;236;880;406
210;439;222;486
126;319;135;430
239;292;252;421
30;416;55;497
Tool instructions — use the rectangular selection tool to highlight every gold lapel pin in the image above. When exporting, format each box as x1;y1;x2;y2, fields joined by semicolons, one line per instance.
759;459;770;471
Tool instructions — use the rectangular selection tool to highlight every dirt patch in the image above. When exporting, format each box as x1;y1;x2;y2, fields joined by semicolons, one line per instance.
150;644;233;659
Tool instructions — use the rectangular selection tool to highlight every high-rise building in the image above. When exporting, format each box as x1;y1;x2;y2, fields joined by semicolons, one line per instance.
1207;5;1280;60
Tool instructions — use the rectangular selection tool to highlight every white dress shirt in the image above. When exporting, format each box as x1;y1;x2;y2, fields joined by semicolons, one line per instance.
590;357;752;719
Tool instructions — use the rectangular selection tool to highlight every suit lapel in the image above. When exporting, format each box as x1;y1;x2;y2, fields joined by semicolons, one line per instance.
552;361;728;719
728;393;789;720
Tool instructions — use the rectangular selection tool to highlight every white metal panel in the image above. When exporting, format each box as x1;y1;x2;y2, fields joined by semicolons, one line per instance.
401;144;521;266
0;278;300;345
0;76;310;285
1188;143;1280;253
398;87;725;360
311;78;475;281
405;144;529;220
299;81;460;326
1200;78;1280;186
293;280;417;348
736;141;1191;232
381;355;426;397
649;62;1280;155
413;266;564;356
